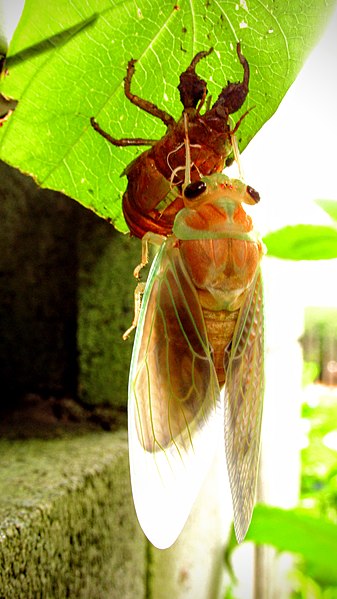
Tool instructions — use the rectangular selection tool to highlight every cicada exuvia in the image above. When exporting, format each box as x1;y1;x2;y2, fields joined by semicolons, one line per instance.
127;172;264;549
91;43;250;238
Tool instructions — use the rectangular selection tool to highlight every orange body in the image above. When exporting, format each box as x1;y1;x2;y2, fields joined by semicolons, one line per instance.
128;173;264;548
176;187;263;385
131;173;264;446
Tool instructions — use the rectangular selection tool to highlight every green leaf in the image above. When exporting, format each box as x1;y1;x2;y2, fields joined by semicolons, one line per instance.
263;224;337;260
0;0;336;231
246;504;337;585
315;199;337;223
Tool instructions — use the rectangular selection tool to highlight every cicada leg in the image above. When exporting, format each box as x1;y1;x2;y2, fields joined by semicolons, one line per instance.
210;42;250;119
123;232;166;339
133;232;165;279
178;48;213;111
236;42;250;95
124;59;175;128
123;282;146;340
90;117;158;147
91;57;176;146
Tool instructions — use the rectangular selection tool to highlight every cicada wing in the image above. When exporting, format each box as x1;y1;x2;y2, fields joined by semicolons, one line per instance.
224;268;264;543
128;238;221;549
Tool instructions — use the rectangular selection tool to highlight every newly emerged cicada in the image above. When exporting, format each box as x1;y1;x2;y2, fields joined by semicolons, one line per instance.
91;43;250;238
128;173;264;549
92;45;264;548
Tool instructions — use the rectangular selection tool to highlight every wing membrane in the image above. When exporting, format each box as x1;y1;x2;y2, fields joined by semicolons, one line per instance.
224;269;264;542
128;237;221;548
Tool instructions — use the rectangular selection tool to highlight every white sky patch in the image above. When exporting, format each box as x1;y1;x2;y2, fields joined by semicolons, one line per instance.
239;21;248;29
0;0;25;45
163;92;169;102
240;6;337;330
240;0;249;11
323;431;337;452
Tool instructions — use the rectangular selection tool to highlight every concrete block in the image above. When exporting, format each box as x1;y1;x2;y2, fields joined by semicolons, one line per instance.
0;432;146;598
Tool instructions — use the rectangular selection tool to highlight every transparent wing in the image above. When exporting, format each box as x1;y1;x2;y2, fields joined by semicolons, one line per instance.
224;268;264;542
128;238;221;549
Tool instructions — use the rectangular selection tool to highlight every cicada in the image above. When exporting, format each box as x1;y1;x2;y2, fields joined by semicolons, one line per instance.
91;43;250;238
128;173;264;549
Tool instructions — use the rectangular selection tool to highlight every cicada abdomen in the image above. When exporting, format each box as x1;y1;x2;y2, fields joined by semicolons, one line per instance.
91;43;250;238
128;173;264;548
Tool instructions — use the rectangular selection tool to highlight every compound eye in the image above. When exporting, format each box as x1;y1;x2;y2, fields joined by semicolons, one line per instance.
184;180;207;199
247;185;260;203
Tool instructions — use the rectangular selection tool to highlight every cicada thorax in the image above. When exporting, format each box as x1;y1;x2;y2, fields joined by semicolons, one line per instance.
173;175;263;388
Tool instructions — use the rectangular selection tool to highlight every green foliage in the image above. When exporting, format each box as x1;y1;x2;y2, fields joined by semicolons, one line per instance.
226;385;337;595
0;0;335;231
263;224;337;261
302;361;320;387
263;200;337;260
301;392;337;523
316;200;337;223
246;504;337;586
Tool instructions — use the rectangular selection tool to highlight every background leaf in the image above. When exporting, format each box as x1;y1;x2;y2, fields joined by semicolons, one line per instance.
263;224;337;260
246;504;337;585
315;199;337;223
0;0;335;231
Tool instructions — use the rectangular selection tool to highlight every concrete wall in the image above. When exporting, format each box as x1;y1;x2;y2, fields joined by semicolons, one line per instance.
0;161;228;598
0;161;304;598
0;432;146;598
0;159;149;597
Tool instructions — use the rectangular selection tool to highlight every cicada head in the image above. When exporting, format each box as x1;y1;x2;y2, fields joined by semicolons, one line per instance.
174;174;261;242
183;174;260;208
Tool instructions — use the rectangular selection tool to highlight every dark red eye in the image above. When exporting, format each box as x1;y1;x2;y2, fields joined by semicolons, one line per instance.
247;185;260;203
184;180;207;199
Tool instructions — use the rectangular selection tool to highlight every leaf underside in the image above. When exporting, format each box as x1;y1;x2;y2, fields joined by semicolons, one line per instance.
0;0;335;231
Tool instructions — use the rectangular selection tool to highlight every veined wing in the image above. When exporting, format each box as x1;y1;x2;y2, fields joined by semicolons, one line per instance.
224;269;264;543
128;237;221;549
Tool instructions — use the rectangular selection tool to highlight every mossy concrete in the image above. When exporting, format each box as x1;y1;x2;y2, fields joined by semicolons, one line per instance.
0;161;230;598
0;159;140;405
0;161;148;596
0;161;79;399
0;431;146;598
77;219;140;406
